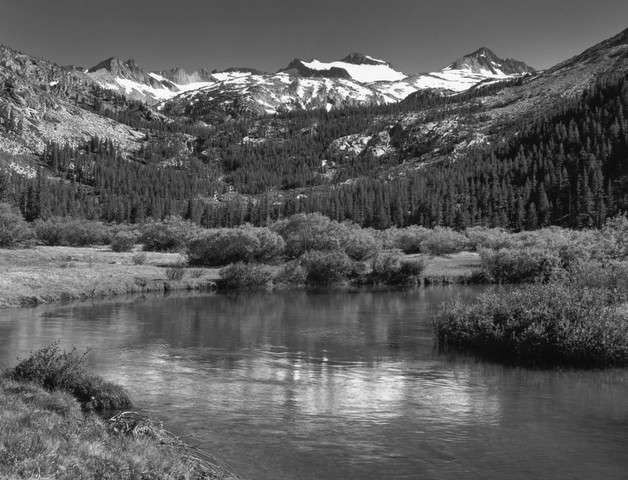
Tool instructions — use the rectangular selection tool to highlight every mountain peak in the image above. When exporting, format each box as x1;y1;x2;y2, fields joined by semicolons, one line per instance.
446;48;535;75
340;53;388;65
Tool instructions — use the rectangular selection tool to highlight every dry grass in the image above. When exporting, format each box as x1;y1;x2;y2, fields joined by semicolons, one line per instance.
0;246;220;308
0;378;239;479
413;251;482;283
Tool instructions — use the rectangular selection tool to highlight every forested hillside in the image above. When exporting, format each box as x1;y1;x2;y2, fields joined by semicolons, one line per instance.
0;72;626;230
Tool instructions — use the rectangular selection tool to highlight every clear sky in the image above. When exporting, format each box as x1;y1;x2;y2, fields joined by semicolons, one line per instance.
1;0;627;73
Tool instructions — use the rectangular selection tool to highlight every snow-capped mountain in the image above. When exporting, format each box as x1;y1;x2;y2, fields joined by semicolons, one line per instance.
84;48;534;118
281;53;407;82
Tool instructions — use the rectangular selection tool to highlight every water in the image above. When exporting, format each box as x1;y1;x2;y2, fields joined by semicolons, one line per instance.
1;288;627;480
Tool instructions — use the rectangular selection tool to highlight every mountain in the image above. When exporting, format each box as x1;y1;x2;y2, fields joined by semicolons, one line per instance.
1;27;627;230
0;46;142;158
81;49;533;116
280;53;407;82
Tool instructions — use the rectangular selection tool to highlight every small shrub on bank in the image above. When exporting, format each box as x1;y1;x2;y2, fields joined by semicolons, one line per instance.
370;252;426;285
0;202;34;248
465;227;514;251
479;247;561;283
272;213;350;257
393;226;431;254
435;283;628;367
420;227;470;255
299;250;354;285
343;228;381;260
6;344;132;410
132;252;147;265
139;216;203;252
188;226;285;266
34;217;112;246
219;262;273;289
110;231;137;252
165;267;185;281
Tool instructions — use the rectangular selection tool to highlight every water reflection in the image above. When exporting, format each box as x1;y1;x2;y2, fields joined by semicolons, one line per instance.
0;288;627;480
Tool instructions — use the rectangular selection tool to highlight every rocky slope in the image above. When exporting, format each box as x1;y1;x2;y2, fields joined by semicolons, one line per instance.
0;46;143;158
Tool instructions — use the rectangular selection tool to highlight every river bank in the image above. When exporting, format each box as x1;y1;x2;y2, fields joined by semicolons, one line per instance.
0;246;221;308
0;246;482;308
0;345;239;479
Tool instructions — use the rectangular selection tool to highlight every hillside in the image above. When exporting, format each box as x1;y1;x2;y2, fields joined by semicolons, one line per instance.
0;28;627;231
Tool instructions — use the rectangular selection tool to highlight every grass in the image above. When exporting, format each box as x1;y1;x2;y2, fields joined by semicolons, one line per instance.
0;346;239;479
435;282;628;367
0;246;220;308
0;245;484;306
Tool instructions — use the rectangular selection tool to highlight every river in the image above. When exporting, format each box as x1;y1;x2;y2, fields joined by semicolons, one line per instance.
1;287;627;480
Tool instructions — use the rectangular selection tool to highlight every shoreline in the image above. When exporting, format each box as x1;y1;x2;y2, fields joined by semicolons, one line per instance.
0;246;483;309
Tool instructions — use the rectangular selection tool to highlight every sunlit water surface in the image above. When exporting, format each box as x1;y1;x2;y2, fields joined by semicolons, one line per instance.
1;288;627;480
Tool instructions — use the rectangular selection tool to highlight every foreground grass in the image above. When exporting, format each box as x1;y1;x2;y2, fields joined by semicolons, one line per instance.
0;346;238;479
0;246;221;308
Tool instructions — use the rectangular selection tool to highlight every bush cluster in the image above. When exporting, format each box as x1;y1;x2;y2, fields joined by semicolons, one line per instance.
0;202;34;248
370;252;426;285
139;216;204;252
34;217;111;246
219;262;273;289
5;344;132;411
436;282;628;367
188;226;285;266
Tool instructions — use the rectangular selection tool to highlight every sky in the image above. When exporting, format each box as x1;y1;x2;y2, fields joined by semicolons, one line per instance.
1;0;627;74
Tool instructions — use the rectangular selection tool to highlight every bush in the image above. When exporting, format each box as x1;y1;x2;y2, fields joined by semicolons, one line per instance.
0;202;34;248
342;227;381;260
110;231;137;252
165;267;185;281
219;262;273;289
132;252;147;265
272;213;351;257
34;217;111;246
6;343;132;410
274;260;308;286
465;226;514;251
188;226;284;266
393;226;431;254
370;252;425;285
298;250;354;285
419;227;470;255
139;216;203;252
479;247;562;283
435;283;628;367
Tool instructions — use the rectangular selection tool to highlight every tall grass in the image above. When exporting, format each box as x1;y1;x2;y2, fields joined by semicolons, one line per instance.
5;343;131;411
436;281;628;367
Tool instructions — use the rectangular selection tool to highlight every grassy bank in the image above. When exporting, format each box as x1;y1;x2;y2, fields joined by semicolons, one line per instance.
0;345;238;479
0;245;483;308
0;246;220;308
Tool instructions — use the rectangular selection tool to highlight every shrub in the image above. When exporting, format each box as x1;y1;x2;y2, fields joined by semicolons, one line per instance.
342;227;381;260
110;231;137;252
132;252;147;265
139;216;203;252
370;252;425;285
435;283;628;367
34;217;111;246
272;213;350;257
393;226;431;254
298;250;354;285
598;215;628;260
188;226;284;266
219;262;273;289
479;247;561;283
165;267;185;281
0;202;34;248
274;261;308;286
465;226;513;251
6;343;132;410
419;227;470;255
